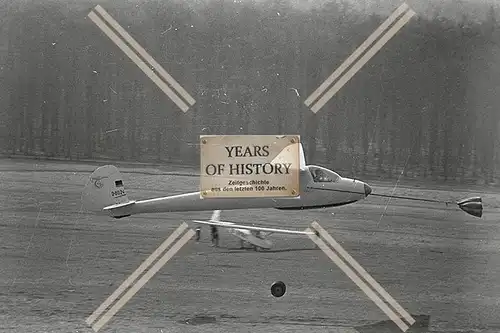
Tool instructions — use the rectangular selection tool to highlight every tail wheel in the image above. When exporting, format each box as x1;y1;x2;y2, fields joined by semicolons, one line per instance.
270;281;286;297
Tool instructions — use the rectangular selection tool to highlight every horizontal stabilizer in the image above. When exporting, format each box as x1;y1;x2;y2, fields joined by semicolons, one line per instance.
192;220;315;235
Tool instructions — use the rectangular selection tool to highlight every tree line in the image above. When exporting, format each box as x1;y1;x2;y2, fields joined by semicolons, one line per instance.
1;0;500;184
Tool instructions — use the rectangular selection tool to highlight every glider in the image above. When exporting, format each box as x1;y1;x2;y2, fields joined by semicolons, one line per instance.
82;143;482;220
192;210;317;250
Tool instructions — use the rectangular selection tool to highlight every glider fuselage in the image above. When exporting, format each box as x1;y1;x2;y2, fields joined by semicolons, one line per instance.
104;167;371;218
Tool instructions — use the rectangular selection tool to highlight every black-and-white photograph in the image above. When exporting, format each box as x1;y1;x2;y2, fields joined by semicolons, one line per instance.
0;0;499;332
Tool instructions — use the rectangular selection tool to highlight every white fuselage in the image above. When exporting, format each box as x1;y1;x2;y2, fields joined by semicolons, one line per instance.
105;167;371;218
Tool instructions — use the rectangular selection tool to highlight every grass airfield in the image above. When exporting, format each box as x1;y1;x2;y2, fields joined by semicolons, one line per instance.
1;159;500;333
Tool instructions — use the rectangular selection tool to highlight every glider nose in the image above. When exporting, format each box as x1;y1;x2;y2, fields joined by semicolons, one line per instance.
364;183;372;197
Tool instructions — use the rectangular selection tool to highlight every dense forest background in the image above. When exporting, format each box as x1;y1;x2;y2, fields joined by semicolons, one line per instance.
1;0;499;185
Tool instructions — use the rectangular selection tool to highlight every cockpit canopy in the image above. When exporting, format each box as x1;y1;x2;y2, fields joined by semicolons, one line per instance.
308;165;341;183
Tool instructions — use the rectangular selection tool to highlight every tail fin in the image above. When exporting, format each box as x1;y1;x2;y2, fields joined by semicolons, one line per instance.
269;141;306;171
299;142;306;170
210;210;221;222
82;165;134;216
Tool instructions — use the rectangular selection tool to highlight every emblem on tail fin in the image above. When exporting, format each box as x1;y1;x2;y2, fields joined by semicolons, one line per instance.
91;176;108;189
